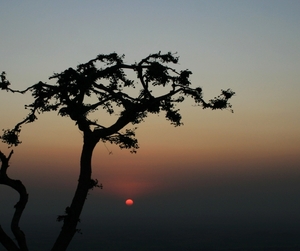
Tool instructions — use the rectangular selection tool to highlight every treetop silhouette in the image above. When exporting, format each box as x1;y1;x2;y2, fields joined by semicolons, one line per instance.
0;52;235;251
1;52;234;149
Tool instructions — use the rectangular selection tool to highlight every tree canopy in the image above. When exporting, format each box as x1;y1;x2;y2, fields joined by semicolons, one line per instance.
1;52;234;149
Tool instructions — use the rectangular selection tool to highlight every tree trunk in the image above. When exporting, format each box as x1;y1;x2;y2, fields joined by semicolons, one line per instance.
51;132;98;251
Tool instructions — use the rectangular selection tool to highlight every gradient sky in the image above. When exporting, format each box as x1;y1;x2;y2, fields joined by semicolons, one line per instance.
1;1;300;250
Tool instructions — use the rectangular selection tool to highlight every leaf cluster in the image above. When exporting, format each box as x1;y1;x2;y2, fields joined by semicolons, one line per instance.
0;72;10;90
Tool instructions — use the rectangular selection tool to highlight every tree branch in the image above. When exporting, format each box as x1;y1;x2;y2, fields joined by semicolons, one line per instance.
0;150;29;251
0;226;20;251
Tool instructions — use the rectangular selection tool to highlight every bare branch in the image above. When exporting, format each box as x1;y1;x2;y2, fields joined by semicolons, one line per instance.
0;151;29;251
0;226;20;251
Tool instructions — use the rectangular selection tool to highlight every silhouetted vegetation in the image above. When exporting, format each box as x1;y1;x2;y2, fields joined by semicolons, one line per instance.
0;52;235;251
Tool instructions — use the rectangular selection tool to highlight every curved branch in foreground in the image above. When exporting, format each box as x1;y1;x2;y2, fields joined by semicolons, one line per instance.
0;150;29;251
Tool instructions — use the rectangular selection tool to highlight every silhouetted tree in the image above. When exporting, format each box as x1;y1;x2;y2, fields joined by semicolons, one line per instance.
0;52;235;251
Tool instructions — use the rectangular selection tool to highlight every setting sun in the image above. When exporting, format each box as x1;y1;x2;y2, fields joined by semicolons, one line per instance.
125;199;134;206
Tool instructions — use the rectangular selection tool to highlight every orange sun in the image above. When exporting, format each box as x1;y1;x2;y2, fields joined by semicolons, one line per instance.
125;199;134;206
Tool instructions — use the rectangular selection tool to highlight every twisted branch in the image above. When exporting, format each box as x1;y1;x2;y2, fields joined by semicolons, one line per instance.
0;150;29;251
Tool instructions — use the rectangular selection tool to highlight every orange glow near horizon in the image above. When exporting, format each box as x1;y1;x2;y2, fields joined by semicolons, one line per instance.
101;179;160;199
